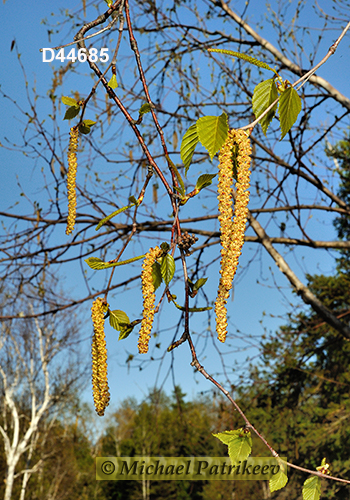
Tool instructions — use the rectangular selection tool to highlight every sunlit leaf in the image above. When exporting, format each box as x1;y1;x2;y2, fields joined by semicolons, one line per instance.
109;309;130;331
252;79;278;135
193;277;208;291
302;476;321;500
85;255;144;270
108;74;118;89
62;96;79;106
160;254;175;286
83;120;97;126
196;113;228;160
213;428;252;464
279;86;302;139
269;459;288;492
180;123;199;174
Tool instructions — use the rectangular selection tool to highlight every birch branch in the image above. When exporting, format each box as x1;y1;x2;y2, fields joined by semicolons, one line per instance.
214;0;350;111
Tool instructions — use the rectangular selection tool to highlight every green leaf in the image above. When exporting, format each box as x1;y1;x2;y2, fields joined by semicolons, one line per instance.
195;173;217;191
172;301;212;312
302;476;321;500
196;113;228;160
269;460;288;492
213;429;252;464
108;74;118;89
160;242;170;253
152;261;163;291
83;120;97;126
64;106;80;120
279;86;302;139
62;96;79;106
79;120;97;135
160;254;175;286
85;255;144;270
109;309;130;331
96;202;136;230
118;325;134;340
79;124;90;134
180;123;199;174
193;277;208;291
208;49;278;75
252;79;278;135
139;103;152;115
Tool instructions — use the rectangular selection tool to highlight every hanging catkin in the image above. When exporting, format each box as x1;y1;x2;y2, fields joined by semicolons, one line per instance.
91;297;110;416
215;129;252;343
66;126;79;235
138;246;162;354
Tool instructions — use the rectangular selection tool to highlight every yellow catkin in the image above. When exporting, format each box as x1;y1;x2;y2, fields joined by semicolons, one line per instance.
66;127;79;235
138;246;162;354
215;129;252;343
91;297;110;416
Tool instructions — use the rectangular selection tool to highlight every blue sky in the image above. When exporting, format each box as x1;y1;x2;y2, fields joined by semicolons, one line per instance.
1;0;349;415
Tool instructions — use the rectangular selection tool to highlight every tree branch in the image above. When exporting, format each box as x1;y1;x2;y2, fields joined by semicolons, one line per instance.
248;212;350;339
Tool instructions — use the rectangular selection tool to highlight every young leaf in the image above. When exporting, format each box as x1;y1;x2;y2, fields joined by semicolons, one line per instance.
172;301;212;312
166;154;185;196
84;120;97;126
180;123;199;174
195;173;217;191
79;120;97;135
96;201;136;230
193;277;208;291
62;96;79;106
316;458;330;475
208;49;278;74
139;103;152;115
213;429;252;464
252;79;278;135
160;254;175;286
152;261;163;290
269;459;288;492
160;242;170;253
302;476;321;500
279;86;302;139
64;106;80;120
85;255;144;270
197;113;228;160
118;325;134;340
109;309;130;331
108;74;118;89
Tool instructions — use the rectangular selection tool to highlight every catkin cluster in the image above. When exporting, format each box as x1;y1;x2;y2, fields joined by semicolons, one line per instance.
138;246;162;354
66;126;79;235
91;297;110;416
215;129;252;343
